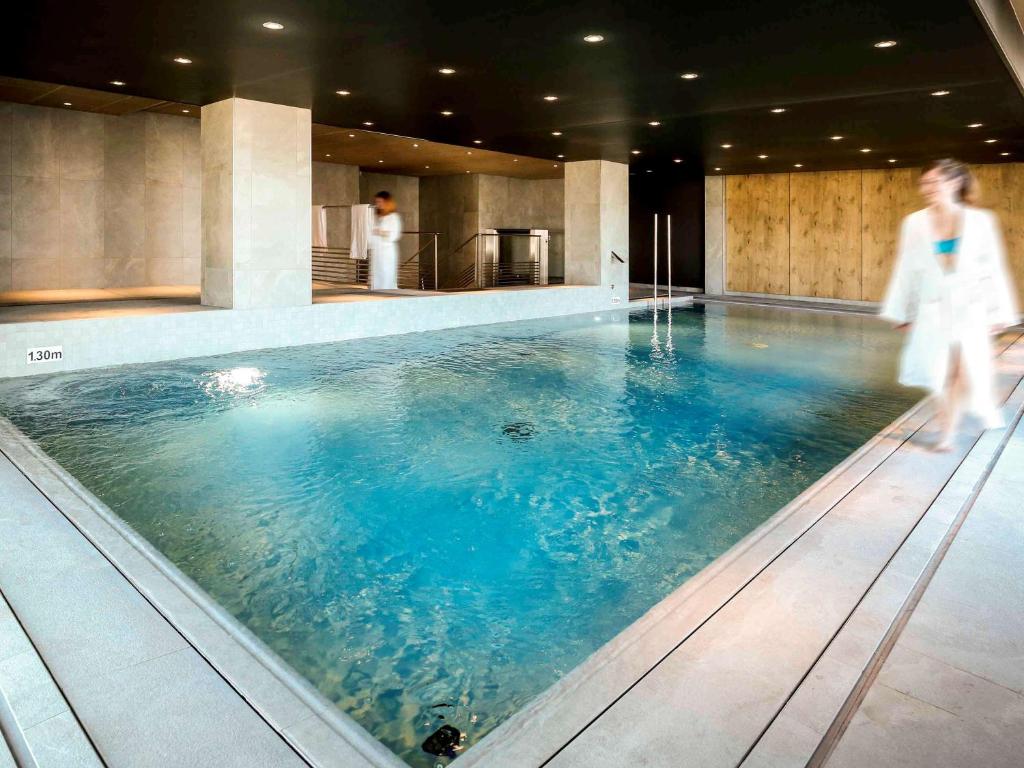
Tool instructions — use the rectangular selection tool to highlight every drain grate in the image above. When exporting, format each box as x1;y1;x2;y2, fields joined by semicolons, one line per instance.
501;421;536;442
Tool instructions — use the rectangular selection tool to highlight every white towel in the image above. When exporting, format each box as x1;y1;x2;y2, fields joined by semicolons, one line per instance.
350;204;374;260
311;205;328;248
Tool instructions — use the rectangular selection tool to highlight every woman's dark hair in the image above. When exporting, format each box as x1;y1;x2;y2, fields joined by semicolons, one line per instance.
921;159;979;205
374;191;392;200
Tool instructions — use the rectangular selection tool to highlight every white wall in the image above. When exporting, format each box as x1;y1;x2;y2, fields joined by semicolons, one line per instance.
0;102;201;292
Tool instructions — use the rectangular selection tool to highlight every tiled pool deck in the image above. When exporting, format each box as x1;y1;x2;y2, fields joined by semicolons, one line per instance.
0;309;1021;767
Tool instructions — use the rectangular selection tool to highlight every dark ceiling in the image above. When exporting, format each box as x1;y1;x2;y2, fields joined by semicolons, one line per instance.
5;0;1024;174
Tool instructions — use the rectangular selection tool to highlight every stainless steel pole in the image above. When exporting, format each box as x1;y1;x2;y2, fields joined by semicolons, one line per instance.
653;214;658;306
433;234;439;290
667;214;672;305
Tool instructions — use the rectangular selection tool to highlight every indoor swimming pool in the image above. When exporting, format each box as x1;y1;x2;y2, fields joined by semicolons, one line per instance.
0;304;919;766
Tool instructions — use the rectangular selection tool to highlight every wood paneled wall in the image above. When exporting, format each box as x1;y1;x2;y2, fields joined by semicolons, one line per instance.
724;163;1024;302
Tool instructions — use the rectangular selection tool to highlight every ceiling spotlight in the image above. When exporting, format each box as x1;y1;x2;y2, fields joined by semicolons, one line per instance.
874;40;898;48
425;165;430;169
554;164;559;168
721;143;733;149
378;159;384;163
173;57;192;64
473;139;483;144
513;158;518;162
794;163;803;168
931;90;950;97
412;143;419;147
831;135;844;141
1001;152;1011;156
673;158;682;163
62;102;72;106
714;167;722;171
583;34;605;43
543;95;559;101
551;131;563;136
649;121;661;126
758;154;768;159
348;133;355;137
967;123;983;128
860;148;872;153
336;90;351;96
325;153;331;157
363;121;374;126
646;170;653;173
985;138;998;143
439;67;456;75
680;72;699;80
557;154;565;158
771;108;787;114
888;158;897;163
181;109;190;113
110;80;125;86
441;110;454;116
631;150;641;155
262;21;284;30
466;151;472;155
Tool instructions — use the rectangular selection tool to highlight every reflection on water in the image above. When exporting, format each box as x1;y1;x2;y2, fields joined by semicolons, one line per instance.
0;304;918;767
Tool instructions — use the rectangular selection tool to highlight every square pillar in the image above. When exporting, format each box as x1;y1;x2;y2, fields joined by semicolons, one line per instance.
201;97;311;309
564;160;628;292
704;175;725;295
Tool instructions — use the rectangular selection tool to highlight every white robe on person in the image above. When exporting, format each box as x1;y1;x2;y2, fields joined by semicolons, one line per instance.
881;206;1019;427
370;212;402;290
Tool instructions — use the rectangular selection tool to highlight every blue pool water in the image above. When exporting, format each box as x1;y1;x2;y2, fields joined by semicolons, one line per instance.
0;304;916;765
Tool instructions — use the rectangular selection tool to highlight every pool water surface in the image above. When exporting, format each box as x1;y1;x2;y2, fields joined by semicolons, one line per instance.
0;304;918;766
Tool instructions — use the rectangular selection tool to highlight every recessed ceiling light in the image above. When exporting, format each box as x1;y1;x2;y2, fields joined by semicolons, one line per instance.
466;170;471;174
336;90;351;96
348;133;355;138
831;135;844;141
513;158;518;162
967;123;983;128
860;148;872;153
441;110;454;117
985;138;998;143
173;57;192;64
554;164;559;168
771;108;786;114
425;165;430;169
931;90;950;97
631;150;641;155
62;102;72;106
1000;152;1011;156
794;163;803;168
649;121;661;126
557;154;565;158
110;80;125;86
646;169;653;173
888;158;897;163
412;143;419;147
363;121;374;126
721;143;732;149
262;21;284;30
583;34;605;43
758;154;768;159
466;151;472;155
378;159;384;163
439;67;456;75
551;131;562;136
181;109;190;113
473;139;483;144
325;153;331;157
673;158;683;163
874;40;898;48
543;95;559;101
680;72;699;80
714;167;722;171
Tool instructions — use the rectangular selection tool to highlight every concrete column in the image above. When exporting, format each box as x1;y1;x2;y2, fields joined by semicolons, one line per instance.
704;175;725;296
564;160;628;295
201;97;311;309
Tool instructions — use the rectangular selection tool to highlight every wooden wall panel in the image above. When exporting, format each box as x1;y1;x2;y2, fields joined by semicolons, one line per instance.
861;168;919;301
789;171;862;300
973;163;1024;297
725;174;790;294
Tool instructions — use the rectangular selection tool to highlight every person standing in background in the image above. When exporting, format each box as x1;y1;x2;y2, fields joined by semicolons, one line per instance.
371;191;402;290
881;159;1019;451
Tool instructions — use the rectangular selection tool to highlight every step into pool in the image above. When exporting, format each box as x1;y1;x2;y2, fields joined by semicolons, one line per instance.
0;303;918;766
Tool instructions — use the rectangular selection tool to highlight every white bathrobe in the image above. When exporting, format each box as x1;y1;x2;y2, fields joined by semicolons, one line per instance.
881;206;1019;426
370;212;402;290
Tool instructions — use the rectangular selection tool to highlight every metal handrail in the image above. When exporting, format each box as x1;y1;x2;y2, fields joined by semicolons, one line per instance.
452;231;547;290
